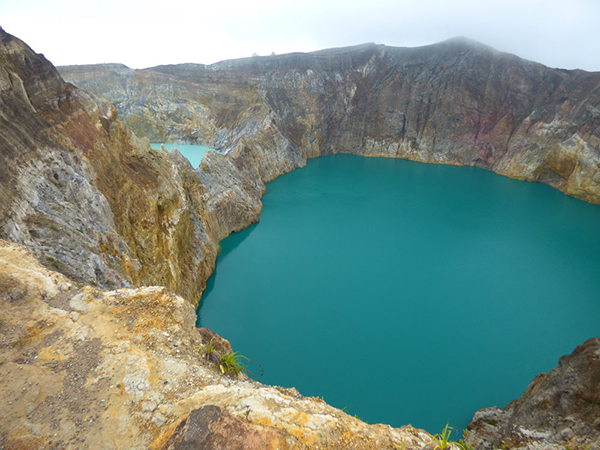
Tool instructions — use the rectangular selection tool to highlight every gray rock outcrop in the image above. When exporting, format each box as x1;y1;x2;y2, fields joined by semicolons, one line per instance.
466;338;600;449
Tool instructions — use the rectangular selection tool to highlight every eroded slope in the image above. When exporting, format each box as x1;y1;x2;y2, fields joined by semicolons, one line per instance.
61;39;600;203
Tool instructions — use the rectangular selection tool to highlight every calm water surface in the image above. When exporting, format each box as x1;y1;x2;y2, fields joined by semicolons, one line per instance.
197;154;600;434
150;143;216;168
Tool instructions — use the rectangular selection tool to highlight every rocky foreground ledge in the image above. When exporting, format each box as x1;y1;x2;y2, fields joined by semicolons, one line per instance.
2;240;600;449
0;239;434;449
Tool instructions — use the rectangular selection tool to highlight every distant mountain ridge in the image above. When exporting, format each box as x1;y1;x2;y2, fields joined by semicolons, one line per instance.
59;38;600;204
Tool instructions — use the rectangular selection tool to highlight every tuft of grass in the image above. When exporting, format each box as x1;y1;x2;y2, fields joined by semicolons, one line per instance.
393;441;406;450
197;339;248;377
218;351;247;376
198;338;219;363
432;424;454;450
458;429;474;450
46;257;60;269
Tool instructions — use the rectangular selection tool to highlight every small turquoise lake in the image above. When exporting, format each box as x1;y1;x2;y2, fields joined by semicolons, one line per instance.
197;154;600;434
150;143;217;168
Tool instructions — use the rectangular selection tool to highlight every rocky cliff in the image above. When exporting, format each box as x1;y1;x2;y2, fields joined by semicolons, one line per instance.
60;39;600;204
1;25;600;449
466;338;600;450
0;28;435;449
0;28;220;301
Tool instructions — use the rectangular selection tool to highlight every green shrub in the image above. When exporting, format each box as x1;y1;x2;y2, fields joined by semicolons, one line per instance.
198;338;248;377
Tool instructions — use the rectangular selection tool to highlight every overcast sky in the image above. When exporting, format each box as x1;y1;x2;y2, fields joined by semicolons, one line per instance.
2;0;599;71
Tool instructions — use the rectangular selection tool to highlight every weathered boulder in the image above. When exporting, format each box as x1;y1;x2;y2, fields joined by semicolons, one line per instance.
154;405;298;450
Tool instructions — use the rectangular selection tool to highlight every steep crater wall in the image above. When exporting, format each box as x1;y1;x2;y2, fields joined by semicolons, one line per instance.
0;29;441;449
60;39;600;205
0;29;218;301
1;27;599;448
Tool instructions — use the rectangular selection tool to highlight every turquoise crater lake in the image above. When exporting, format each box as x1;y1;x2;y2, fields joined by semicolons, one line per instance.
197;154;600;434
150;143;217;168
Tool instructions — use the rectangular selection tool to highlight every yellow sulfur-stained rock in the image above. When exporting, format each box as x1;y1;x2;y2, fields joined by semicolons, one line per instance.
0;239;435;449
